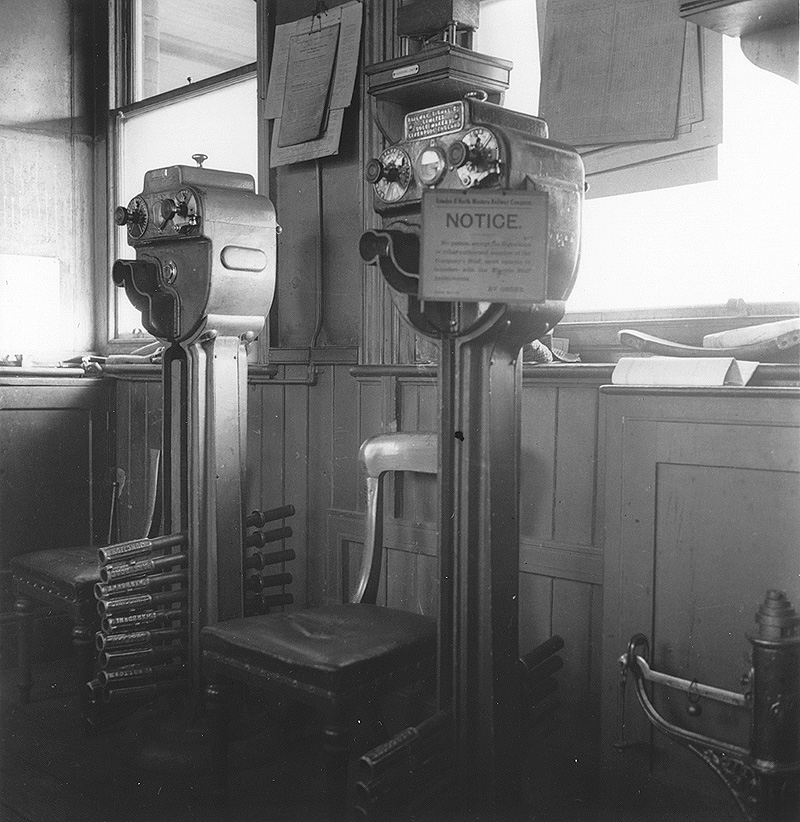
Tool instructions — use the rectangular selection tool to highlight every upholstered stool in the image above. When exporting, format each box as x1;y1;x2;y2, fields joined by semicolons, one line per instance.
11;547;100;706
10;449;161;719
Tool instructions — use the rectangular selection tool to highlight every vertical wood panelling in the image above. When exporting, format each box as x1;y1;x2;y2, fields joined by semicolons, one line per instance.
0;380;112;615
588;583;603;715
398;381;421;430
416;382;437;430
414;552;438;617
113;379;161;540
106;368;611;781
520;385;557;540
358;377;384;447
283;366;309;606
146;381;162;451
1;407;91;548
245;384;264;517
260;381;286;509
126;381;149;536
385;548;416;612
551;577;599;784
307;364;335;603
358;376;385;518
114;379;132;541
551;578;594;706
553;386;598;546
518;572;553;657
415;473;437;526
331;365;361;514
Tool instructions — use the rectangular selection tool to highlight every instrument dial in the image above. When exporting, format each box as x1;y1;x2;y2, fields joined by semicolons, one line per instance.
456;128;501;188
125;195;149;239
415;145;447;187
372;147;412;203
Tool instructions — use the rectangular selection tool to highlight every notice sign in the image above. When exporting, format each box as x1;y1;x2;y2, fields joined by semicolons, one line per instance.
420;189;549;303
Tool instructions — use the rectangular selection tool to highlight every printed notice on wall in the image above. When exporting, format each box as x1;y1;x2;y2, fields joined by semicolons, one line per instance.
420;189;549;303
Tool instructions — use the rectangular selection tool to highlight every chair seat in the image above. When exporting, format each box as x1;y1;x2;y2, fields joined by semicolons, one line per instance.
202;604;436;695
10;546;100;604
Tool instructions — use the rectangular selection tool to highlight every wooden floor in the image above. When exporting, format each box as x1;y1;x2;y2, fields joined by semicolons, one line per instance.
0;633;742;822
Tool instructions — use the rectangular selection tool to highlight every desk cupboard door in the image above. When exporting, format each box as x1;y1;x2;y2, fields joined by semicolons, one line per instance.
600;389;800;810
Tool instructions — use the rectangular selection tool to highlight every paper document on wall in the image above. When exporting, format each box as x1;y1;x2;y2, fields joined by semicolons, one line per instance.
277;25;340;147
539;0;686;145
612;356;759;386
265;1;362;167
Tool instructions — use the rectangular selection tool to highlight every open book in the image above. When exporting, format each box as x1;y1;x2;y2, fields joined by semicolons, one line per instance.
612;356;759;387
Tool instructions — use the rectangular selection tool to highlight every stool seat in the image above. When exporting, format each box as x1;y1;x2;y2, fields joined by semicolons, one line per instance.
10;449;162;722
11;546;99;618
202;604;435;698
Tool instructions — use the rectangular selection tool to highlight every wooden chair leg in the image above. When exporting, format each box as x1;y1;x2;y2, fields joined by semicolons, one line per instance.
206;681;230;803
323;705;352;822
14;596;34;704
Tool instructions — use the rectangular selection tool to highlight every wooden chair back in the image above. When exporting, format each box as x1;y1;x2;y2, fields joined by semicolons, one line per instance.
351;432;437;605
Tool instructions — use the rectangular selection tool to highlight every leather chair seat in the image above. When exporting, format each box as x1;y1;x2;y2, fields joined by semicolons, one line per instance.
202;434;439;819
202;603;435;696
11;546;99;607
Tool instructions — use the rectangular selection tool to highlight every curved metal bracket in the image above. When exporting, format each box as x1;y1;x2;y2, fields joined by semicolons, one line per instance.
624;635;757;820
360;226;567;348
112;258;187;341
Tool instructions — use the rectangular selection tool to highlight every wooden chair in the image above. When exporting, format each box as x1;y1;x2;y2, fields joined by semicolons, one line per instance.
11;450;161;719
202;432;438;821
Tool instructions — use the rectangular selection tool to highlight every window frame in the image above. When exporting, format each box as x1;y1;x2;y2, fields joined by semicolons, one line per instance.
105;0;262;352
489;0;798;362
556;301;800;363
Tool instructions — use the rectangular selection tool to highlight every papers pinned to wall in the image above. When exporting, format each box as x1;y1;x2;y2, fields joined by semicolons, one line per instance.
538;0;723;197
265;1;363;167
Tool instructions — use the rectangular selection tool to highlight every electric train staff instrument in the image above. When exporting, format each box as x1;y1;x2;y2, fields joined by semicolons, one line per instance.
112;156;281;688
360;94;584;807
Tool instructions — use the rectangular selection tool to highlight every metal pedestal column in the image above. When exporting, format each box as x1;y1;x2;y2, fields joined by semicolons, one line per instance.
437;309;554;804
163;335;247;685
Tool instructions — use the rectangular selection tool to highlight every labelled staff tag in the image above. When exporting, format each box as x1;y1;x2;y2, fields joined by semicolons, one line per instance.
420;188;549;304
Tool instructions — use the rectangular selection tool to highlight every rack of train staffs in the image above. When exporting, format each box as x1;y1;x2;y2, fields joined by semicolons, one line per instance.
87;505;296;710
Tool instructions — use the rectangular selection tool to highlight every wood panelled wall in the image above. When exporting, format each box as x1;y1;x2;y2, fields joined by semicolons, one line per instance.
0;377;111;613
111;364;606;778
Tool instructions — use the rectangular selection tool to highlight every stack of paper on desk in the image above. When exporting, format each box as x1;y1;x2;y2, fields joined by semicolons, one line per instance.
612;356;759;386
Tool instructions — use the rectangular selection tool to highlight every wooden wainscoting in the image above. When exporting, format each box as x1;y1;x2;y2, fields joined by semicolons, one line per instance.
0;375;112;622
111;356;388;610
341;365;610;791
112;361;609;786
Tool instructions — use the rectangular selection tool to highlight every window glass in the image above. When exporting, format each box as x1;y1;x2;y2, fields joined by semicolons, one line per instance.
0;255;61;360
571;37;800;311
474;2;799;312
476;0;540;116
131;0;257;101
115;77;258;336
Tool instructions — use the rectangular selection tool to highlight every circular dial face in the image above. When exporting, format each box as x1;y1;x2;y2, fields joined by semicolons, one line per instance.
374;147;412;203
126;195;149;239
415;145;447;187
456;128;500;188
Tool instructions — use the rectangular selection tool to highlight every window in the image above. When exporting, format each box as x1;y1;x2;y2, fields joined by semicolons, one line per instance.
111;0;258;343
571;36;799;312
128;0;256;101
475;0;799;317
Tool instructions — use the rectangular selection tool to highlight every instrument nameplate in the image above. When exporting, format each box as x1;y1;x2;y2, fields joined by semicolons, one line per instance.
405;102;465;141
